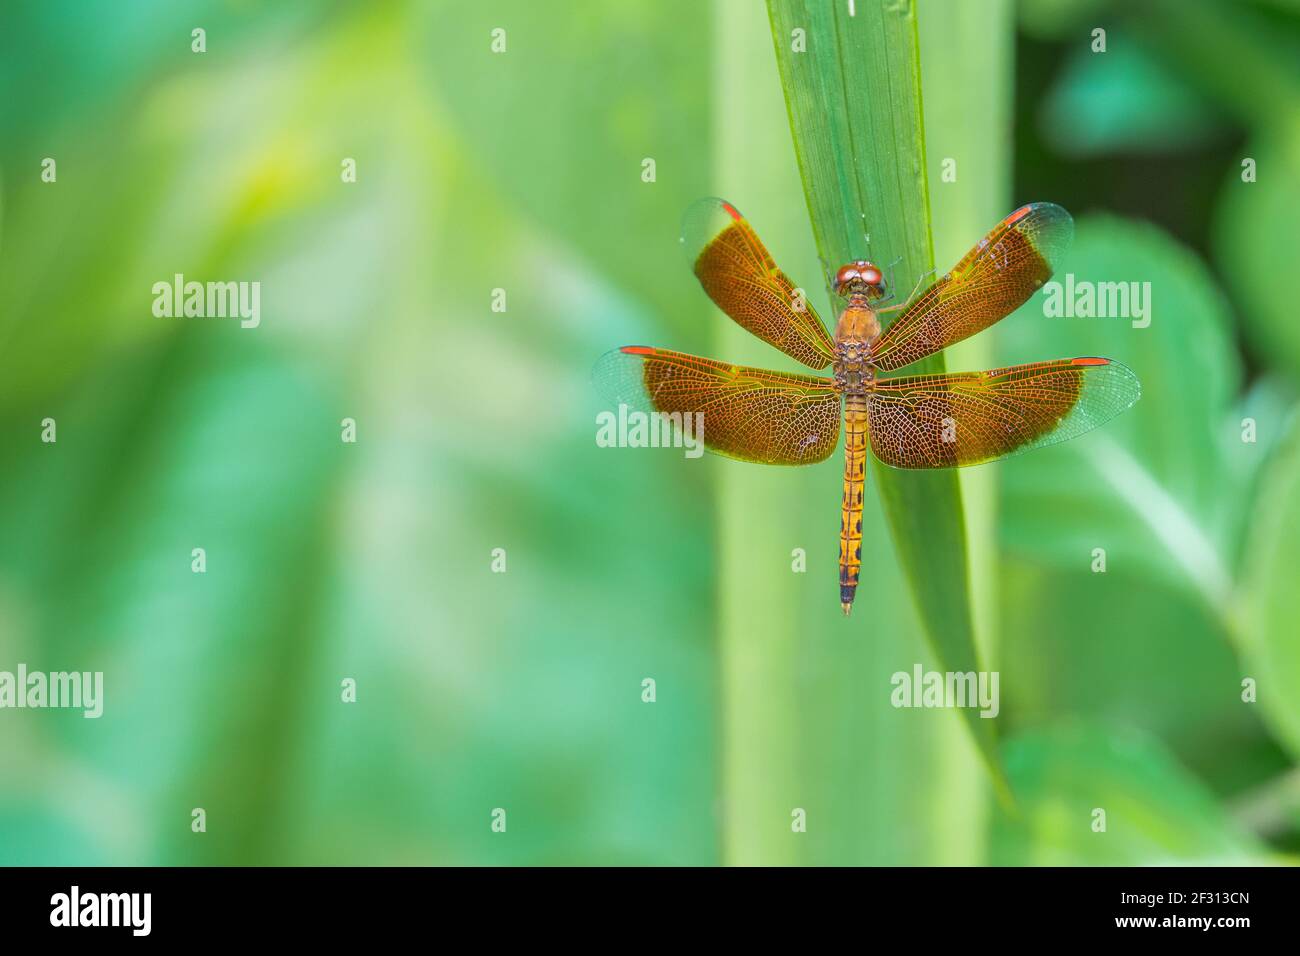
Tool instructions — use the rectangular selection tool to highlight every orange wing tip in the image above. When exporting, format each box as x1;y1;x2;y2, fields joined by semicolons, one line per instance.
1005;205;1032;225
1072;356;1110;366
621;346;656;355
720;201;742;221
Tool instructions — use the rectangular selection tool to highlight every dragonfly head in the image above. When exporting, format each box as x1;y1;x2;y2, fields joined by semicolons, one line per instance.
834;260;887;300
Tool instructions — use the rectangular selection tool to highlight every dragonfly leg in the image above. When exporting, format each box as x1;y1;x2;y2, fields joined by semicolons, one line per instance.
872;255;905;305
876;267;938;315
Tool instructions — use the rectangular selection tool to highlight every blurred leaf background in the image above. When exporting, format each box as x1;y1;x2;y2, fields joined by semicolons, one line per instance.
0;0;1297;865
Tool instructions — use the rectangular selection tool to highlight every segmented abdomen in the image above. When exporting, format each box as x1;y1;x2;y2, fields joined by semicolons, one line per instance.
839;394;867;610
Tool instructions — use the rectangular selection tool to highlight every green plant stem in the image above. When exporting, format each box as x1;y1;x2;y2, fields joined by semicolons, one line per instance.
917;0;1015;856
714;0;986;865
765;0;1009;800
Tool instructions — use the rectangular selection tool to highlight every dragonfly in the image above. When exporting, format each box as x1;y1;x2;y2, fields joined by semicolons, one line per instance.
594;198;1140;615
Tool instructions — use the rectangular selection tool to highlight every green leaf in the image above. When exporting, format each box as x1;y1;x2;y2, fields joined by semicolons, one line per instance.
1041;40;1222;156
1129;0;1300;132
1240;416;1300;761
1217;129;1300;386
705;2;920;868
995;216;1284;758
1000;216;1241;607
918;0;1013;668
916;0;1015;847
993;726;1275;865
766;0;1006;797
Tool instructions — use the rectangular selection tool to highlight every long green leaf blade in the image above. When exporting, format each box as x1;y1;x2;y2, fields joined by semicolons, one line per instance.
766;0;1007;796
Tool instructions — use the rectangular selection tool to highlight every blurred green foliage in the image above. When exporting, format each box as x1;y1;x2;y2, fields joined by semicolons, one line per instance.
0;0;1297;866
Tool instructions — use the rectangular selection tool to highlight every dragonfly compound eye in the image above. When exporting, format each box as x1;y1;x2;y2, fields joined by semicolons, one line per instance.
833;264;861;295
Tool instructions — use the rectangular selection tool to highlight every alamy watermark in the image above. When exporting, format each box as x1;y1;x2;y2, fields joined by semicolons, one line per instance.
152;273;261;328
596;404;704;459
891;664;999;719
50;886;150;936
1043;274;1151;328
0;664;103;718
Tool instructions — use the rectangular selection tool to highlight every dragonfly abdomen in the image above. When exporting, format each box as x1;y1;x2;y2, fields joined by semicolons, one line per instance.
839;394;868;615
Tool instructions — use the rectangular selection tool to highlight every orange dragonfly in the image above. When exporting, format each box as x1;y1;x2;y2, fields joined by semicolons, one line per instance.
595;199;1140;615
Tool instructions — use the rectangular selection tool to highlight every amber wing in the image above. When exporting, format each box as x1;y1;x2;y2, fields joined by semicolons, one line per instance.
869;203;1074;372
593;346;841;465
683;198;837;370
867;357;1139;469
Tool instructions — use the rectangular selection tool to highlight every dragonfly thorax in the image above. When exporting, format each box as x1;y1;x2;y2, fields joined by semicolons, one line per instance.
833;301;881;347
833;308;879;394
834;361;876;393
